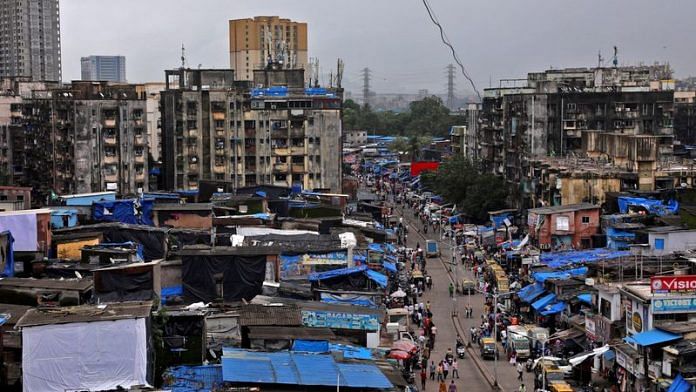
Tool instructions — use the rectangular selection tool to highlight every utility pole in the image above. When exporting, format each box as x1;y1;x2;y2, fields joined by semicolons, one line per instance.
361;67;372;107
446;64;456;110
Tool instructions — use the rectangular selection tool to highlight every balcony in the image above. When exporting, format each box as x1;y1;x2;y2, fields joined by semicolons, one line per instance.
273;147;289;156
291;164;306;173
271;129;288;139
135;173;146;182
273;163;288;172
189;163;199;171
134;135;146;146
290;146;305;155
215;129;225;137
187;129;198;138
103;135;117;145
135;155;145;164
213;112;225;121
213;166;225;174
103;155;118;164
104;174;118;182
290;128;305;138
104;118;117;127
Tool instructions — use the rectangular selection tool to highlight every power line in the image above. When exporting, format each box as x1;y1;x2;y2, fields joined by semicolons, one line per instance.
421;0;482;101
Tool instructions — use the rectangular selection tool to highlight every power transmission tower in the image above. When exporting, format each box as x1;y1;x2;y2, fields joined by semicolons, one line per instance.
445;64;456;110
361;67;372;107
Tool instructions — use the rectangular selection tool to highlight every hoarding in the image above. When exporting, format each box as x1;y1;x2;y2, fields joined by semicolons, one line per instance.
410;161;439;177
652;296;696;314
301;310;380;331
650;275;696;293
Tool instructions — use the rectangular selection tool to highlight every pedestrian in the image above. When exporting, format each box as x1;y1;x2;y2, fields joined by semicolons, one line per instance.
519;383;526;392
510;350;517;366
426;300;431;312
442;360;449;380
420;368;427;390
436;362;443;382
470;326;475;342
430;361;436;380
517;362;524;381
448;282;454;298
452;358;459;379
431;325;437;348
439;380;447;392
448;380;458;392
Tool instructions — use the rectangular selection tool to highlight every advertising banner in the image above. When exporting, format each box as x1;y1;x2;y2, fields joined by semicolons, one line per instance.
651;275;696;293
652;296;696;314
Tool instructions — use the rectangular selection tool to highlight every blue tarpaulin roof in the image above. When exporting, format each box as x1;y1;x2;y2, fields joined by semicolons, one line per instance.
320;293;377;308
539;249;631;268
292;339;330;353
365;269;388;288
532;267;588;283
532;293;557;311
668;374;691;392
540;301;566;316
329;343;373;360
309;265;368;282
221;349;392;389
382;261;397;274
163;365;222;392
625;329;682;346
518;283;546;303
618;196;679;216
577;293;593;305
368;243;385;253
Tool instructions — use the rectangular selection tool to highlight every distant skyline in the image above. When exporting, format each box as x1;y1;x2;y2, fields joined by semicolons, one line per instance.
60;0;696;97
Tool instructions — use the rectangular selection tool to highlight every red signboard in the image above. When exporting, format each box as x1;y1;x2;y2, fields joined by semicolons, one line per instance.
651;275;696;293
410;161;440;177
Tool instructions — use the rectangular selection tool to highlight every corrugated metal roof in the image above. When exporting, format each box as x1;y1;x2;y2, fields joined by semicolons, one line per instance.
16;301;152;328
238;304;302;327
221;349;392;389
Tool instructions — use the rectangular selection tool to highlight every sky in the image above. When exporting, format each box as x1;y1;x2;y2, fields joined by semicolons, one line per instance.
60;0;696;97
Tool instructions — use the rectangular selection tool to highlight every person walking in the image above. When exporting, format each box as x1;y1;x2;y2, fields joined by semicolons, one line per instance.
519;383;526;392
430;325;437;348
452;358;459;379
517;362;524;381
430;361;436;380
420;368;427;390
448;380;458;392
448;282;455;298
439;380;447;392
442;360;449;380
436;362;444;382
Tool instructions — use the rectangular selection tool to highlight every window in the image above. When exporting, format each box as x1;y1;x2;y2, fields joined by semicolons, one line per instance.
582;216;590;224
600;298;611;319
654;238;665;250
556;216;569;231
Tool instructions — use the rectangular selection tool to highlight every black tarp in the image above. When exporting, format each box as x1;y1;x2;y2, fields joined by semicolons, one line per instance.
95;269;154;302
53;224;167;261
182;254;266;302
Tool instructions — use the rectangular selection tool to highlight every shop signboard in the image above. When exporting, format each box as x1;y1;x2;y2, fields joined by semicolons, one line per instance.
301;310;380;331
651;275;696;294
652;296;696;314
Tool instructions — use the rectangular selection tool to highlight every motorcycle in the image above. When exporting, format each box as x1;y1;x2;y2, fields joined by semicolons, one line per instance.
525;358;534;372
456;345;466;359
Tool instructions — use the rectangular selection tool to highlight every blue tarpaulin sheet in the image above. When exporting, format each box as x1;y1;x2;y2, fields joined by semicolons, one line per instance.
532;293;557;311
309;265;368;282
163;365;222;392
382;261;397;274
0;231;14;278
539;249;630;268
328;344;373;360
491;213;513;229
606;227;636;250
320;293;377;308
353;255;367;263
618;196;679;216
532;267;588;283
292;339;330;353
368;243;385;253
92;199;154;226
161;285;183;305
668;374;691;392
518;283;546;303
540;301;566;316
624;329;682;346
365;269;388;288
577;293;593;305
384;243;397;253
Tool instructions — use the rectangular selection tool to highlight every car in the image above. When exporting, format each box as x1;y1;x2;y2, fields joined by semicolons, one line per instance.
480;337;499;360
459;279;476;294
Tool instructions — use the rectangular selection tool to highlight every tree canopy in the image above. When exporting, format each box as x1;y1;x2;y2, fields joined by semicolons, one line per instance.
421;156;509;223
343;96;464;138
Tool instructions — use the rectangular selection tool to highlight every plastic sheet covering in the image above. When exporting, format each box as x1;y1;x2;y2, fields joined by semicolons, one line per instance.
162;365;222;392
518;283;546;303
0;231;15;277
309;265;368;282
182;254;266;302
320;293;377;308
577;293;593;305
368;243;385;253
667;374;691;392
365;269;388;288
292;339;330;352
618;196;679;216
96;269;153;302
532;293;557;310
0;212;37;251
329;343;373;360
540;301;566;316
532;267;588;283
22;318;149;392
539;248;631;268
606;227;636;250
382;261;397;274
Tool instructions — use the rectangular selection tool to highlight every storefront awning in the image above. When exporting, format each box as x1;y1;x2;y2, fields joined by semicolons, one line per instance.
667;374;691;392
568;345;610;366
624;329;682;347
540;301;566;316
532;293;557;311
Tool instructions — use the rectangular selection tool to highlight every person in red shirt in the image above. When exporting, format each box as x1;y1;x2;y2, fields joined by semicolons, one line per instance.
420;368;427;390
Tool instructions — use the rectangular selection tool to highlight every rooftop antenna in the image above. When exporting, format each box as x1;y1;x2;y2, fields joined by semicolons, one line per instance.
336;58;344;88
180;44;186;69
597;50;604;68
612;46;619;68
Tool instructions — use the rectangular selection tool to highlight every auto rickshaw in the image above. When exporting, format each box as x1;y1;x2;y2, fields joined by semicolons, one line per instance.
459;279;476;294
480;337;498;360
548;382;575;392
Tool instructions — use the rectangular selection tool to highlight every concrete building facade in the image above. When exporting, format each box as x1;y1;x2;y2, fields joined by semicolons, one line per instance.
137;82;166;162
229;16;308;82
0;0;62;81
80;56;126;82
160;67;342;192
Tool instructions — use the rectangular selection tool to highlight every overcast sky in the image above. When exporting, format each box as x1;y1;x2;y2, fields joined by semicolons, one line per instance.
61;0;696;97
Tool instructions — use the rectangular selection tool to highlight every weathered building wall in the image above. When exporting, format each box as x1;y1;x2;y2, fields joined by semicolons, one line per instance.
560;177;621;205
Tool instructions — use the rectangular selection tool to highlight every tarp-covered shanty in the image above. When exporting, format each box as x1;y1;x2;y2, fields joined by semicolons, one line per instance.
0;209;51;252
80;241;143;265
0;277;93;306
539;248;631;268
179;248;268;302
309;265;388;290
618;196;679;216
53;223;169;261
92;199;154;226
532;267;588;283
52;231;103;261
93;260;162;303
50;208;79;229
59;191;116;206
17;301;153;392
162;365;222;392
221;348;392;389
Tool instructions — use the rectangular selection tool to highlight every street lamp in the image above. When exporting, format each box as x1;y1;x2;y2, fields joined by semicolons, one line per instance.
491;291;513;389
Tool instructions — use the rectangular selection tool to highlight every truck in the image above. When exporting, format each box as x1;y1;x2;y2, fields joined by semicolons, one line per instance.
425;240;440;258
505;325;531;359
385;308;416;343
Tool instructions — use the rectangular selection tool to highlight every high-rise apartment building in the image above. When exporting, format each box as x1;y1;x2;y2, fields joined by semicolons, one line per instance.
161;66;342;192
229;16;308;82
0;0;62;81
81;55;127;82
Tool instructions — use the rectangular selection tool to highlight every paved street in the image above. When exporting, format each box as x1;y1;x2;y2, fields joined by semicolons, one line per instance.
396;202;524;392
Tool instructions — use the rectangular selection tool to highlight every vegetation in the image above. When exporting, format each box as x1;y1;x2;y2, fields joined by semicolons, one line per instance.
343;96;465;137
388;135;432;161
421;156;509;223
